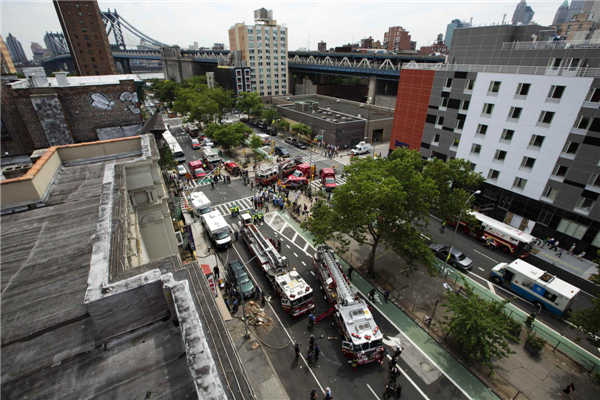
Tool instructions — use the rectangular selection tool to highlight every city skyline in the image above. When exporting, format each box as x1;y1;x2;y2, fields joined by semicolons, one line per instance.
3;0;567;60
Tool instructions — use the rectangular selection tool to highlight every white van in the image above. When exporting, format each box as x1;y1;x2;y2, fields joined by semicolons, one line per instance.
190;192;211;217
202;210;232;249
350;141;372;155
256;133;271;146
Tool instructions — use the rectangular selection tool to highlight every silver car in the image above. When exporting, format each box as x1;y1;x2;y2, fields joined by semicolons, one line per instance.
428;243;474;271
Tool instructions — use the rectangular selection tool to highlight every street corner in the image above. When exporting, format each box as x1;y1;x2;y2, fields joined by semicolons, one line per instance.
269;213;287;230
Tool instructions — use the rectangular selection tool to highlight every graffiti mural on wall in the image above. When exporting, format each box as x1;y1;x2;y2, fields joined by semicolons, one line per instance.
89;91;140;114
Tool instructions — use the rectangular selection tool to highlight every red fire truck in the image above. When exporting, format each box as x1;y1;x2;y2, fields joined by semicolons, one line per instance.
313;245;385;366
255;157;302;186
188;160;207;179
240;215;314;317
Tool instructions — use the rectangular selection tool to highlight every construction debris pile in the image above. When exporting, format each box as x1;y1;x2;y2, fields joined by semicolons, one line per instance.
244;301;273;328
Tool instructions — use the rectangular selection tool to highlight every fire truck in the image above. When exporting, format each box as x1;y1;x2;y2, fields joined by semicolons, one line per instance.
240;216;314;316
313;245;385;366
255;157;302;186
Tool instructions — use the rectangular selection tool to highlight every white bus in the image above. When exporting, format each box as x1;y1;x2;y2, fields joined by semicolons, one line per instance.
162;131;186;163
490;259;580;317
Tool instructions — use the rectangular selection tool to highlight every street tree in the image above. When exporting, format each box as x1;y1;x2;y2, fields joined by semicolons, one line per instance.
249;134;263;152
262;108;281;125
568;250;600;347
305;148;440;276
442;282;515;369
291;123;312;139
277;120;290;132
237;92;263;119
203;123;222;140
151;79;178;106
208;86;234;121
158;144;175;170
213;123;251;153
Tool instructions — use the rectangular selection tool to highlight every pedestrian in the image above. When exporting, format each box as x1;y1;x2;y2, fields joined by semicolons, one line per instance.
232;298;239;313
295;342;301;359
255;286;261;301
578;251;586;260
225;280;231;294
277;240;281;252
310;389;318;400
393;346;404;359
557;248;564;258
261;291;266;307
551;240;560;251
225;299;231;311
351;355;358;371
308;334;315;349
213;265;220;280
389;365;400;383
389;356;397;371
306;349;313;366
440;221;446;233
368;288;376;302
384;289;391;303
251;180;254;189
314;344;320;360
304;204;308;214
562;382;575;396
568;243;576;255
324;387;332;400
347;266;354;281
234;230;239;241
211;180;214;190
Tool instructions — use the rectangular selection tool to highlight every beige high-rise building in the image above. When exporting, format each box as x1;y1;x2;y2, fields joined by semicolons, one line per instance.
228;8;288;97
1;35;17;74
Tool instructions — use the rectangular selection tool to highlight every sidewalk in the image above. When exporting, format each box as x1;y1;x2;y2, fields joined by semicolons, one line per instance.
532;244;598;280
279;193;600;400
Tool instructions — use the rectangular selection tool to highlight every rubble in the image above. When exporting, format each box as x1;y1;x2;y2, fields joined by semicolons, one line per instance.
244;301;273;328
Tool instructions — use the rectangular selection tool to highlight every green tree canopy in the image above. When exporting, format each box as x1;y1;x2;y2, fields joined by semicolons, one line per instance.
277;120;290;132
305;147;481;276
291;123;312;139
151;79;178;105
213;123;251;151
442;282;515;369
249;134;263;151
262;108;281;124
237;92;264;118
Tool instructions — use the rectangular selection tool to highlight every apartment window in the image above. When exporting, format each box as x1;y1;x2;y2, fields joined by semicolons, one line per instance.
452;138;460;147
460;100;470;110
574;115;592;130
585;88;600;102
501;129;514;141
443;78;452;88
488;81;501;93
455;120;465;130
471;144;482;154
508;107;522;119
476;124;488;135
435;116;444;126
538;111;555;125
465;79;475;90
494;150;507;161
576;197;596;212
552;165;569;177
74;3;79;8
529;135;545;148
562;141;580;155
487;169;500;180
521;156;536;169
482;103;494;115
516;83;531;96
547;85;565;99
547;58;562;70
538;210;552;226
588;173;600;187
513;177;528;189
439;97;449;108
565;58;581;71
557;218;588;240
542;186;558;200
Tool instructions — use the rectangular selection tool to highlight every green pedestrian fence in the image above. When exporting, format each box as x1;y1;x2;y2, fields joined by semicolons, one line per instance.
434;259;600;373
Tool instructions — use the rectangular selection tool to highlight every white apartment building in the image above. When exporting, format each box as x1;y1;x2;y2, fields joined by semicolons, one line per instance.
228;8;288;97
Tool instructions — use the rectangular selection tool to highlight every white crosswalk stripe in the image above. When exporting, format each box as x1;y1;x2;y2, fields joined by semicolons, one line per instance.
184;179;212;190
163;117;182;122
309;176;347;191
212;196;254;217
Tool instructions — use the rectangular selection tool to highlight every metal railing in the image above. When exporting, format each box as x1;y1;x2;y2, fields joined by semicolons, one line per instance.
402;60;600;77
502;39;600;50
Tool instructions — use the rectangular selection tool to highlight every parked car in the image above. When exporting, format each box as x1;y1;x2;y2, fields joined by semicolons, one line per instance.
268;129;278;136
177;165;187;176
202;139;215;147
428;243;474;271
191;139;201;149
228;260;255;298
294;141;308;149
240;117;248;123
168;113;177;118
285;137;298;145
274;146;290;158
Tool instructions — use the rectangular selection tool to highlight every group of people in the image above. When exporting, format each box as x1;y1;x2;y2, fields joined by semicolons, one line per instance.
210;165;232;188
383;346;405;398
536;237;586;260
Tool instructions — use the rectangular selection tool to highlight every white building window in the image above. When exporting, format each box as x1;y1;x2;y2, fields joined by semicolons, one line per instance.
465;79;475;91
552;164;569;177
520;156;536;169
439;97;449;108
573;115;592;130
585;88;600;102
556;218;588;239
487;169;500;180
513;177;528;189
516;83;531;96
501;129;514;141
576;197;596;212
482;103;494;116
460;100;470;110
542;186;558;200
508;107;522;120
548;85;565;100
562;141;580;155
455;120;465;130
538;111;555;125
488;81;501;94
529;135;545;148
435;116;444;126
588;173;600;187
471;144;482;154
476;124;488;135
494;150;507;162
443;78;452;88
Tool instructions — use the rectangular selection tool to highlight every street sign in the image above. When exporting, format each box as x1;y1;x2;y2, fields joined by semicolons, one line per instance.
185;172;192;180
315;135;323;140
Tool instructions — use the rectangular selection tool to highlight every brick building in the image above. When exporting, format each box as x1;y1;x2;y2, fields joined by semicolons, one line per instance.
318;41;327;52
53;0;117;76
1;70;144;155
383;26;412;52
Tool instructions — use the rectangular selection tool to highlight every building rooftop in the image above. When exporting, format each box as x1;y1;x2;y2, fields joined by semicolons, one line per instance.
275;94;394;123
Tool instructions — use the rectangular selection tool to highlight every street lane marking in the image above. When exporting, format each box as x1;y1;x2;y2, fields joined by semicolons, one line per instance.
303;243;310;252
384;354;429;400
294;252;298;258
286;245;291;249
472;249;498;263
292;233;298;242
302;261;306;266
478;267;485;272
229;244;325;393
487;281;496;294
366;384;380;400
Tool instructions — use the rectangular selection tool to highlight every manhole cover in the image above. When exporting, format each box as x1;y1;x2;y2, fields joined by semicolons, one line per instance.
420;362;432;373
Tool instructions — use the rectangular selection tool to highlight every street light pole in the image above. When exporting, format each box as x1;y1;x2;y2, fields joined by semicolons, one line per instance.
445;190;481;269
365;97;373;157
235;254;258;340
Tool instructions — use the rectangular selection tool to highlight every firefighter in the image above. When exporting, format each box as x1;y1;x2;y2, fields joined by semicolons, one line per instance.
389;365;400;383
393;346;404;359
310;389;318;400
308;312;316;329
388;356;397;371
314;344;320;360
306;348;314;366
351;355;358;371
294;342;301;359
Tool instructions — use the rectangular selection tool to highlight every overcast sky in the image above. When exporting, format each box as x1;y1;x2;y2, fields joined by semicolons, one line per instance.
3;0;565;59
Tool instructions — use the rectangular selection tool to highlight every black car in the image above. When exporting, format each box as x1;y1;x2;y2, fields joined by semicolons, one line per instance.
294;141;308;149
240;117;248;123
274;146;290;158
268;129;278;136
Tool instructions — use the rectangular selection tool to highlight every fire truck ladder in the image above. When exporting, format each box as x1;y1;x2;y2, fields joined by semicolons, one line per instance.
315;306;335;323
247;223;284;277
321;247;354;305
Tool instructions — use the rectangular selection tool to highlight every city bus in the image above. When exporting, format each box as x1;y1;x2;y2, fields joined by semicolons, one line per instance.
456;211;535;258
162;131;186;163
490;260;580;317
